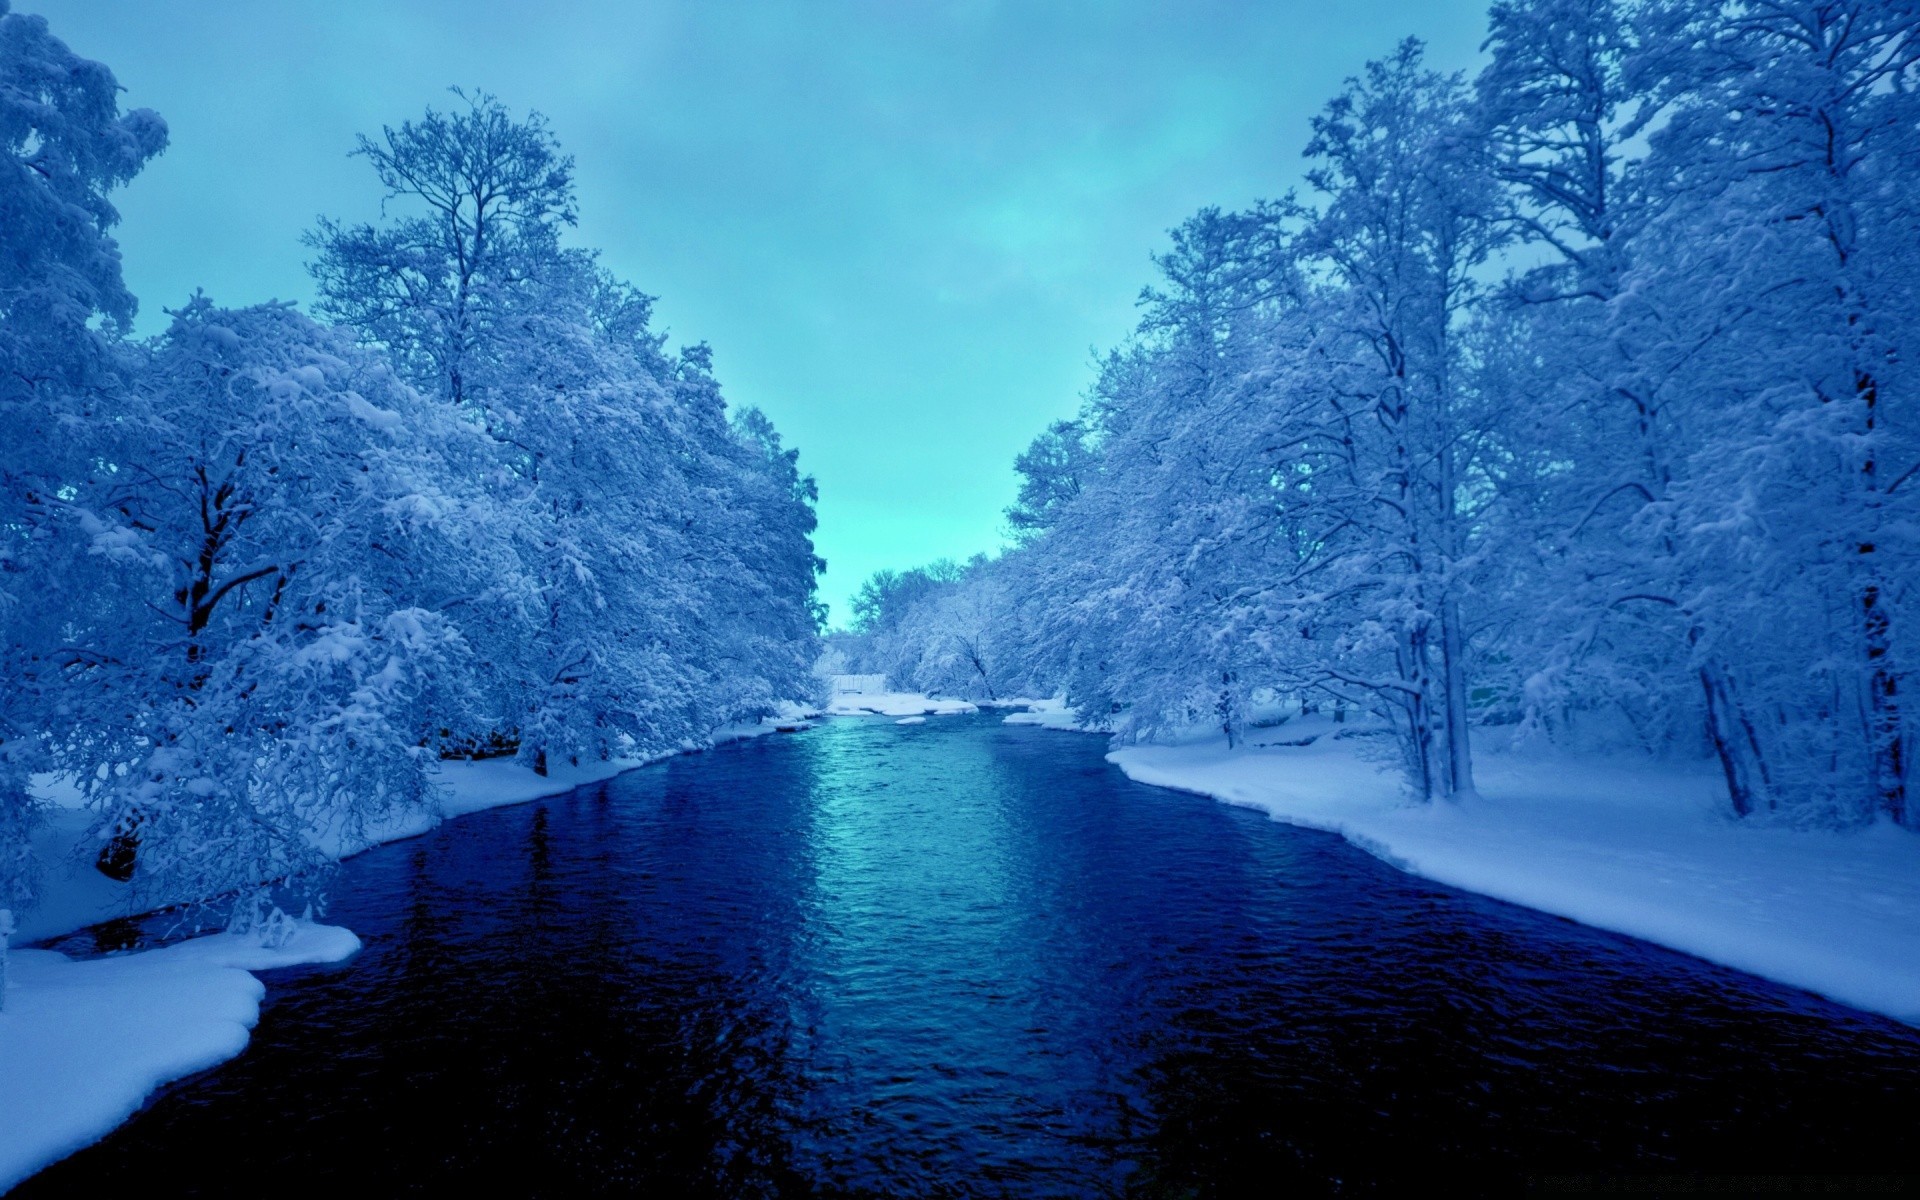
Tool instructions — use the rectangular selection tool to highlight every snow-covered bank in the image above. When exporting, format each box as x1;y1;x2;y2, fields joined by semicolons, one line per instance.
0;921;360;1192
825;691;1076;719
1000;696;1109;732
1;708;818;1192
19;710;818;946
1101;719;1920;1025
825;690;977;718
327;715;813;856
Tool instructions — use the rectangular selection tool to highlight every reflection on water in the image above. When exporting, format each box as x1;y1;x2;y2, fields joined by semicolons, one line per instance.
21;715;1920;1196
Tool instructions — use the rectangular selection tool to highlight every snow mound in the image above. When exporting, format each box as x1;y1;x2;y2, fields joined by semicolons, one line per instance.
0;922;360;1191
1001;696;1104;732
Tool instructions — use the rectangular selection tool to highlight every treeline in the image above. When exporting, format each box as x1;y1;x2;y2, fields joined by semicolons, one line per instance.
1;5;823;917
848;0;1917;828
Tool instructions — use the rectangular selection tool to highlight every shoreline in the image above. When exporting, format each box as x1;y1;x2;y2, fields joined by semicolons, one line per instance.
0;708;819;1193
9;698;1916;1191
1084;714;1920;1028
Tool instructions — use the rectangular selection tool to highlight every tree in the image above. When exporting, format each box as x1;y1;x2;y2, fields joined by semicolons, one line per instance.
1603;0;1919;821
67;299;491;905
307;88;575;419
0;0;166;909
1006;420;1095;540
902;559;1013;701
1293;40;1507;799
849;561;964;637
312;94;823;774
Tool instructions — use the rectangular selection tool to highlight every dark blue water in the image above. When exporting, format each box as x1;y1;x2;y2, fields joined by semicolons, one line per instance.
20;715;1920;1196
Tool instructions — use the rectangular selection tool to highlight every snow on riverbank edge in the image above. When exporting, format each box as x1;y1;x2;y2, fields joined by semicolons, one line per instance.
1001;695;1110;732
0;922;361;1193
18;709;820;946
825;690;978;718
1099;720;1920;1027
0;707;817;1192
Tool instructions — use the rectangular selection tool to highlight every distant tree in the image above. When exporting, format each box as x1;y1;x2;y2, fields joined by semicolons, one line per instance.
307;88;575;419
849;561;963;635
1006;420;1095;540
903;561;1015;702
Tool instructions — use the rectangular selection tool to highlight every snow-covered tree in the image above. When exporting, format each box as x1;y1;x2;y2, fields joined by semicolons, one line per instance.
1286;40;1508;799
311;93;822;773
953;7;1918;829
66;299;495;905
307;88;575;418
975;45;1509;792
0;0;166;908
1595;0;1918;821
0;49;823;925
1006;420;1096;541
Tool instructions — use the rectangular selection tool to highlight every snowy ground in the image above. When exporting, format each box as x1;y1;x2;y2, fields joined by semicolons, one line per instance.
825;689;978;718
0;921;361;1192
16;709;817;945
1081;713;1920;1026
0;706;817;1191
1000;695;1110;732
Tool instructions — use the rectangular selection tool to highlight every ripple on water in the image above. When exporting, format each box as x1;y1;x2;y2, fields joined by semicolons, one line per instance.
20;713;1920;1197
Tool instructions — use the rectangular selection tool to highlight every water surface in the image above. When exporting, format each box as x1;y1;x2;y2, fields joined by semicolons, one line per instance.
21;714;1920;1196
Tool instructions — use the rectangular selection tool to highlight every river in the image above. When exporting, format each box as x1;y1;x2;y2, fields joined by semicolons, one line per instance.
20;714;1920;1196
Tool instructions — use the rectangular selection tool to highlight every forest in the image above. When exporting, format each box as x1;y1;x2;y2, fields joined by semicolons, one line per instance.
4;0;1917;939
1;4;824;921
4;2;1920;1190
840;0;1918;827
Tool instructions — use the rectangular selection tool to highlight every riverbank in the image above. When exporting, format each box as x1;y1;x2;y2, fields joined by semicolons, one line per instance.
1093;714;1920;1026
21;710;1918;1193
824;688;979;718
15;709;818;946
0;923;360;1192
0;709;816;1193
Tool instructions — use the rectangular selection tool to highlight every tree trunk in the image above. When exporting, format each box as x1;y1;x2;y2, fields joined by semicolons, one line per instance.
1439;596;1477;799
1698;663;1766;817
1855;372;1905;824
1862;572;1905;824
1403;631;1439;802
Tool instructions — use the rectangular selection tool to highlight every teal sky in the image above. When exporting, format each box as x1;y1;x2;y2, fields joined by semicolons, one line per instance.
33;0;1488;626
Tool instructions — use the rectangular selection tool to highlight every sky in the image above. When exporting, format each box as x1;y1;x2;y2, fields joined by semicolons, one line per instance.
32;0;1489;625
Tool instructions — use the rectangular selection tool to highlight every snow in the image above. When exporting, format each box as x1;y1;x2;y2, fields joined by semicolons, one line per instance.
1099;716;1920;1026
1000;696;1105;732
0;921;360;1192
341;390;405;431
825;690;977;718
19;709;821;945
895;716;928;725
824;673;980;719
1;705;821;1189
319;754;679;858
